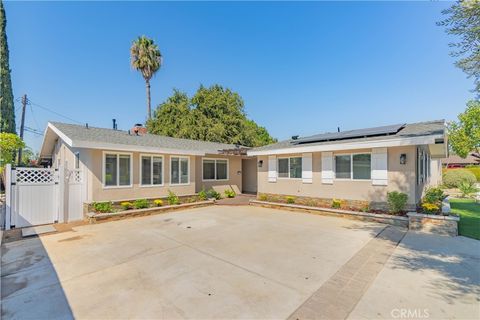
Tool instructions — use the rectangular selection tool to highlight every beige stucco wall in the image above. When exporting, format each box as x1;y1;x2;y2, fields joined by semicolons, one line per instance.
53;148;246;202
83;150;196;202
257;146;421;206
194;154;242;193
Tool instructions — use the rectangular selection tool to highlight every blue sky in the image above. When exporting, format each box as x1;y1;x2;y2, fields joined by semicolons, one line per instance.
5;1;474;151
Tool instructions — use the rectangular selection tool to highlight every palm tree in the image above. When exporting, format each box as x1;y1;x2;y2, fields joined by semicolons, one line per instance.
130;36;162;120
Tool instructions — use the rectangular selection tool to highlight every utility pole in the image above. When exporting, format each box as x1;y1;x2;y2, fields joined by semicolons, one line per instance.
17;94;27;166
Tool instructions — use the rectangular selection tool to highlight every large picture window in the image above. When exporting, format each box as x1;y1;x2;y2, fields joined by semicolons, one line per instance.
335;153;371;180
104;153;132;187
171;157;189;185
141;155;163;186
278;157;302;179
203;158;228;181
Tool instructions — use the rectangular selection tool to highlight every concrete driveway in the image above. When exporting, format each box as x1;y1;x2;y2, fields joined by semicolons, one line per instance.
1;205;479;319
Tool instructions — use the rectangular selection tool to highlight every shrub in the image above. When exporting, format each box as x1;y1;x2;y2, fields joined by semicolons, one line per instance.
207;189;221;200
332;198;342;209
422;202;440;215
133;199;149;209
285;196;295;204
224;189;236;198
465;165;480;181
120;201;133;210
167;190;180;205
153;199;163;207
198;188;208;201
387;191;408;213
443;169;477;188
259;194;268;201
458;181;479;198
360;204;370;213
422;187;445;205
92;201;113;213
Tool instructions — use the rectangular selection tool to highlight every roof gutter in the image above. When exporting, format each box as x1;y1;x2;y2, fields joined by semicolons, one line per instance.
72;140;206;156
247;134;445;156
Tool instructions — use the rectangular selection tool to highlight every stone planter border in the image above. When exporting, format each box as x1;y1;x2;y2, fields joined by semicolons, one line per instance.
86;200;215;223
249;200;460;236
407;212;459;236
250;200;409;228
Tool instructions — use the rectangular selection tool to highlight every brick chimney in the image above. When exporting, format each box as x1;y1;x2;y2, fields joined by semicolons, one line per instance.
131;123;147;135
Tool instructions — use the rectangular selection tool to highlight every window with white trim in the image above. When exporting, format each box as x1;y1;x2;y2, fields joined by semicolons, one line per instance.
104;153;131;187
171;157;189;185
278;157;302;178
203;159;228;181
335;153;371;180
141;155;163;186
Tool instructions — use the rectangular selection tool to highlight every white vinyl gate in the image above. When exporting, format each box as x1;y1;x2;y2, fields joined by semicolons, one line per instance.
4;164;85;229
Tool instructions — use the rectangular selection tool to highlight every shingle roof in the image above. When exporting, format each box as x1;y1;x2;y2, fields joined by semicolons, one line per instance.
250;120;445;152
50;122;239;154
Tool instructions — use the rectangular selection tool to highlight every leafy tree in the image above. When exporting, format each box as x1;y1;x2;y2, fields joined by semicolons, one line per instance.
147;85;276;147
20;147;37;166
448;100;480;158
0;132;24;173
0;0;15;133
130;36;162;120
439;0;480;95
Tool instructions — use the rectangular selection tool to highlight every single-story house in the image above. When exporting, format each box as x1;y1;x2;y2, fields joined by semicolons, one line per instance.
247;120;447;210
40;122;258;203
39;119;447;211
441;153;479;168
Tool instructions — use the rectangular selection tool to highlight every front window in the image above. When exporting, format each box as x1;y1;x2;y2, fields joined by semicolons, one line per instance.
335;153;371;180
104;153;131;187
171;157;189;184
141;155;163;186
278;157;302;179
203;159;228;180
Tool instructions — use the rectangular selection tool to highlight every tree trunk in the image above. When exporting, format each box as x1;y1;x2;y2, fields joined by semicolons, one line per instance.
146;79;151;120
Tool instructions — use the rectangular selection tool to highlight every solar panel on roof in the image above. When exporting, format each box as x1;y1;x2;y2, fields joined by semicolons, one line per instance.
293;123;406;145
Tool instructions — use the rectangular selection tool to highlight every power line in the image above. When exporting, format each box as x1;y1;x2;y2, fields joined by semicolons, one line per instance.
24;127;43;136
28;100;83;125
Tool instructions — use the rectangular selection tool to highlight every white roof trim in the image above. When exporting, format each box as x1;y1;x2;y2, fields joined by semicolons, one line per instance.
48;122;73;146
42;122;207;156
247;134;445;156
72;140;206;156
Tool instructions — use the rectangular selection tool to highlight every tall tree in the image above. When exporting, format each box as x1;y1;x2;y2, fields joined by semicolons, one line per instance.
130;36;162;120
448;100;480;158
439;0;480;95
147;85;277;147
0;0;15;133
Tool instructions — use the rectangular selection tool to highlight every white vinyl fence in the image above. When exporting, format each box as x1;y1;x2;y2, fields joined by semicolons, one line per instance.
3;164;85;229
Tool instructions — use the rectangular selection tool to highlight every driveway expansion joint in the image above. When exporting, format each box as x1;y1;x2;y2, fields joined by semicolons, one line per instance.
288;226;407;320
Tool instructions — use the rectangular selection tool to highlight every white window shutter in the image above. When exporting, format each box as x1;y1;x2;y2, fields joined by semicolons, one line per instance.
321;152;334;184
372;147;388;186
302;153;313;184
268;155;277;182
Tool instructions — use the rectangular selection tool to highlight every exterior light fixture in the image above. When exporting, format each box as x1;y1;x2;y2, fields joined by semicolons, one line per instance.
400;154;407;165
258;160;263;168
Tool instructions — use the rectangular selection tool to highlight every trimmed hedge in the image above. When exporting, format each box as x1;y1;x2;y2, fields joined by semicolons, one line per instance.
443;169;477;188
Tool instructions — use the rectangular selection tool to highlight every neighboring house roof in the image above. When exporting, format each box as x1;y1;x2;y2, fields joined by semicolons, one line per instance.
40;122;241;157
441;154;480;165
248;120;446;156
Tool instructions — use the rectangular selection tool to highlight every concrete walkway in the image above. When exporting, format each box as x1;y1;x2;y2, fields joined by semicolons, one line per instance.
215;194;255;205
288;226;406;320
1;206;479;319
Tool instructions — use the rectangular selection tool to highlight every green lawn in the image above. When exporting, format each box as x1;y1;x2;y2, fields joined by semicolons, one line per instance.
450;198;480;240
